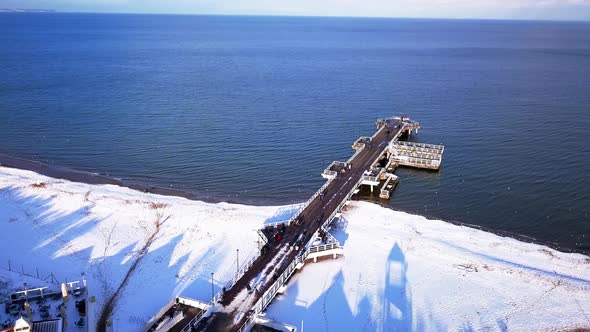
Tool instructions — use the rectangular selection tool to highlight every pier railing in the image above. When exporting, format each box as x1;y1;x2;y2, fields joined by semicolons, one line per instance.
322;161;348;179
352;136;372;150
308;242;339;254
396;157;441;168
236;253;304;332
143;298;176;332
225;254;260;291
393;140;444;150
320;175;364;232
145;296;210;332
228;176;336;299
236;240;342;332
263;177;334;232
361;175;379;183
263;220;293;229
345;127;383;166
291;178;333;222
177;297;209;332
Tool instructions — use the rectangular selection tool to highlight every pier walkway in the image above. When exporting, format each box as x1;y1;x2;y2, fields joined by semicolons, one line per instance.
146;116;443;332
197;117;420;332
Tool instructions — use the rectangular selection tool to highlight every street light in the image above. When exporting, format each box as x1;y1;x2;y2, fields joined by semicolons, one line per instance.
236;249;240;276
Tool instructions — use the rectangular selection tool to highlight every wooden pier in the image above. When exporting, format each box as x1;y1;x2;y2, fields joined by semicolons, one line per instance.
148;116;444;332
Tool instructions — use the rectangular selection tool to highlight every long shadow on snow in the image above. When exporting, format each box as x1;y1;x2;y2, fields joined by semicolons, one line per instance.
264;242;413;332
0;184;233;330
382;242;412;331
0;186;107;281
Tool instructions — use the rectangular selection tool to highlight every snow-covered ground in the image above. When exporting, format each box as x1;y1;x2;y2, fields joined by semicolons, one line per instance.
265;202;590;332
1;166;589;331
0;166;270;331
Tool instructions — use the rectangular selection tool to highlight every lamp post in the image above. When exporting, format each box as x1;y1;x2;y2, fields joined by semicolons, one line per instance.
211;273;214;301
236;249;240;276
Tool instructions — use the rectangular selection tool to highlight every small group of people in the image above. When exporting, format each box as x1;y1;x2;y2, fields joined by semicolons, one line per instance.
318;229;328;243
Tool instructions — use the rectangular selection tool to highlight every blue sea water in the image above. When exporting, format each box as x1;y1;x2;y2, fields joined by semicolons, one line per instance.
0;13;589;251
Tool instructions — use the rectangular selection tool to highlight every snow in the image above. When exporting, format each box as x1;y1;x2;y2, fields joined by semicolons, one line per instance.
264;201;590;332
0;166;270;331
1;166;589;332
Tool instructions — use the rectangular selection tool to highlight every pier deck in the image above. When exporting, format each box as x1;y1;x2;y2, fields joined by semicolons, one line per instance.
148;116;444;332
197;118;410;331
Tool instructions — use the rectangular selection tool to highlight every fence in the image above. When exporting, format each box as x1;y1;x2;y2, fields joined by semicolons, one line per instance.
4;259;60;285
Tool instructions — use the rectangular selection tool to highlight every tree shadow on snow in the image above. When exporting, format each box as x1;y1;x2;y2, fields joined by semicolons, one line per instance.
0;184;233;329
0;186;108;282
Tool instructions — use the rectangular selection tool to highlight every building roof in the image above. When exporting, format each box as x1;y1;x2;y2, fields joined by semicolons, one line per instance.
32;318;62;332
13;317;31;331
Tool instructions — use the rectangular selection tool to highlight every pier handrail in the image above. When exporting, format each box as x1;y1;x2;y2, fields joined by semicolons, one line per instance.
177;297;209;332
263;220;291;229
220;176;336;308
308;242;339;253
226;254;259;290
236;238;343;332
361;175;379;183
393;140;443;150
318;175;364;232
236;255;303;332
143;297;177;332
290;177;334;223
345;127;383;165
225;176;335;297
322;170;337;178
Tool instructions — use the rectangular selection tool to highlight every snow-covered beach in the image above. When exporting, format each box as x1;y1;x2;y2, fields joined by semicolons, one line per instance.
0;165;588;331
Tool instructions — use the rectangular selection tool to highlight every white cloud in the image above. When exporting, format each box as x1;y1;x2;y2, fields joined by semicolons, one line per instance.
1;0;589;20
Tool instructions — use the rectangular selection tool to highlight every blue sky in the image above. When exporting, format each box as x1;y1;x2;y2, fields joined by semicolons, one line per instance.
1;0;590;21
